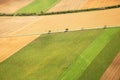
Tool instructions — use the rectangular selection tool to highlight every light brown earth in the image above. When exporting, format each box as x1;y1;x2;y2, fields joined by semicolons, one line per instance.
0;8;120;62
48;0;88;12
0;0;33;13
48;0;120;12
82;0;120;9
0;16;43;35
0;35;39;62
16;8;120;35
100;52;120;80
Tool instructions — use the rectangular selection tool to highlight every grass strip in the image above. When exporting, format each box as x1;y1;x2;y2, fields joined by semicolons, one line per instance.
79;29;120;80
58;28;120;80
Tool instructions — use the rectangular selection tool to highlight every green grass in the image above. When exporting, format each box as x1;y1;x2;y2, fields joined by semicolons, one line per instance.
16;0;60;14
79;30;120;80
0;29;102;80
58;28;120;80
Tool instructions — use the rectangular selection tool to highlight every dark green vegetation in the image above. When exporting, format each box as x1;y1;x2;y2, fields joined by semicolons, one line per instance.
0;29;102;80
79;29;120;80
16;0;60;14
0;4;120;16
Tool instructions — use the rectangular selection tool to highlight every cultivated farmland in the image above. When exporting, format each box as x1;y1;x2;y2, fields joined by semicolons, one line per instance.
100;52;120;80
0;0;120;80
82;0;120;9
0;8;120;62
0;29;104;80
48;0;88;12
0;27;120;80
0;0;33;13
16;0;60;14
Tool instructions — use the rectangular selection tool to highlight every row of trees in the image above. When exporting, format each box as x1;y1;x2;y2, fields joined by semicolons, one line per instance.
48;26;108;34
0;5;120;16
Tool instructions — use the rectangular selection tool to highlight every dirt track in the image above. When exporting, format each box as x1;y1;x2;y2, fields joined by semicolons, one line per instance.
0;0;33;13
0;8;120;62
82;0;120;9
100;52;120;80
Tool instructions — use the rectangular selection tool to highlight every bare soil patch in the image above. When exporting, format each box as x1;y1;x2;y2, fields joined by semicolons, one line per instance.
82;0;120;9
0;0;33;13
100;52;120;80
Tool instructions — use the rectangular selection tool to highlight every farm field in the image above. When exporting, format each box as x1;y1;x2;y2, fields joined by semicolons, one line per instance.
0;27;120;80
48;0;120;12
0;29;103;80
79;30;120;80
0;0;33;13
48;0;88;12
0;0;120;80
58;27;120;80
82;0;120;9
0;35;38;62
100;52;120;80
16;0;60;14
15;8;120;35
0;16;42;36
0;8;120;62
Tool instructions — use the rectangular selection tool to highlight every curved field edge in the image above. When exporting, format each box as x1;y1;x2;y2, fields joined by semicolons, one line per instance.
58;27;120;80
15;0;61;14
79;29;120;80
0;29;102;80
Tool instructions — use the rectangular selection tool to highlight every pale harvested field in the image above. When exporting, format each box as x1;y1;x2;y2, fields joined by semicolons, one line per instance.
0;8;120;62
48;0;88;12
16;8;120;35
0;0;33;13
100;52;120;80
0;16;43;36
82;0;120;9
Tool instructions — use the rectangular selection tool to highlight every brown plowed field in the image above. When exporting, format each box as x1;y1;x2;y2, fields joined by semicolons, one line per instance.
0;8;120;62
48;0;88;12
0;0;33;13
82;0;120;9
100;52;120;80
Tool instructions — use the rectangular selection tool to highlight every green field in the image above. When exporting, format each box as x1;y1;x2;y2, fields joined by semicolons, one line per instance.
0;27;120;80
16;0;60;14
0;29;102;80
79;29;120;80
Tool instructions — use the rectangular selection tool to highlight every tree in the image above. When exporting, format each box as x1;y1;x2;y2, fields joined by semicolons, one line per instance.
65;28;69;32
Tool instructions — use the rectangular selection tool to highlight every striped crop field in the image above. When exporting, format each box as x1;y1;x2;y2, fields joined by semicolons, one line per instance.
0;27;120;80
